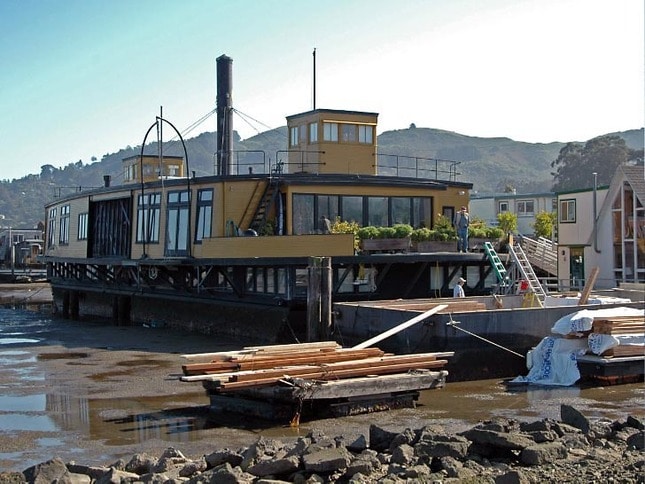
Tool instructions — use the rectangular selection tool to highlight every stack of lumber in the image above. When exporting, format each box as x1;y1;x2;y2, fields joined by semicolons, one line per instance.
180;341;453;393
591;316;645;357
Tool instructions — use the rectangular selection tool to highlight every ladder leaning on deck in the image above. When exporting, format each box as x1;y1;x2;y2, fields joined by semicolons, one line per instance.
484;242;508;287
484;241;547;307
507;241;547;306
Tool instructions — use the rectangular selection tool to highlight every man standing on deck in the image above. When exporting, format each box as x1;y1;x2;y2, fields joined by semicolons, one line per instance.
454;206;470;253
453;277;466;298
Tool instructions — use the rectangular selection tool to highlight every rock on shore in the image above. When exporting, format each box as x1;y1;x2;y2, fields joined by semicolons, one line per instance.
3;404;644;483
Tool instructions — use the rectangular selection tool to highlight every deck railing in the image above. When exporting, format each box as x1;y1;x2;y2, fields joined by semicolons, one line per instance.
519;235;558;276
376;154;461;182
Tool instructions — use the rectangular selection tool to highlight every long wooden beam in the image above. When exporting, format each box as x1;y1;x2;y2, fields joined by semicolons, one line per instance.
352;304;448;349
217;359;449;392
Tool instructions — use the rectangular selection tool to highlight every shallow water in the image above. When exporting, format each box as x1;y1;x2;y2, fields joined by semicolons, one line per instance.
0;307;643;472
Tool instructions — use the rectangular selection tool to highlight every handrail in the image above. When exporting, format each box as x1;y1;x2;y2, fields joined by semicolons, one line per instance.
376;154;461;182
519;235;558;276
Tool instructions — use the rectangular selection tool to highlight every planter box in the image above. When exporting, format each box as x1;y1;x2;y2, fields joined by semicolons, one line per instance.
469;238;501;252
360;238;411;253
414;241;456;253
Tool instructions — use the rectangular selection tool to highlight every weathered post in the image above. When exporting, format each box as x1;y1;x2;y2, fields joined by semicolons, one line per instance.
306;257;322;342
307;256;332;341
320;256;332;339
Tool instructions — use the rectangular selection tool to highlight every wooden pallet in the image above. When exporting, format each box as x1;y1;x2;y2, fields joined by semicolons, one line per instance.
180;341;453;420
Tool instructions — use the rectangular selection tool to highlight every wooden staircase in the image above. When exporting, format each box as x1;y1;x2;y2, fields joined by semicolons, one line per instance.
240;179;281;233
518;235;558;276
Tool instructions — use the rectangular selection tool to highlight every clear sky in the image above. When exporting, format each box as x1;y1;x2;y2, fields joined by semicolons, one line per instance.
1;0;643;181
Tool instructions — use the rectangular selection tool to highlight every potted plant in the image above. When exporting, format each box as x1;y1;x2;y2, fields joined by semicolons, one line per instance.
358;224;413;253
413;215;457;252
468;217;504;251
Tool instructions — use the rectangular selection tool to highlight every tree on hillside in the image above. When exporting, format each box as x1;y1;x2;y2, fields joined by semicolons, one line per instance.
550;135;641;191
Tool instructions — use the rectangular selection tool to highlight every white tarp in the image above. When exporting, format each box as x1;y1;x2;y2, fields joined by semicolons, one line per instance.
512;307;644;386
550;307;644;336
511;336;587;386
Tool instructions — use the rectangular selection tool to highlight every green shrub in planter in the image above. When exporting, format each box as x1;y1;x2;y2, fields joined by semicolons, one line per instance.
411;227;433;242
392;224;413;238
379;226;397;239
357;226;380;240
486;226;504;239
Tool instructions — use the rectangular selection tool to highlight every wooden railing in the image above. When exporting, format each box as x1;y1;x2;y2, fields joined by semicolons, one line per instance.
519;235;558;276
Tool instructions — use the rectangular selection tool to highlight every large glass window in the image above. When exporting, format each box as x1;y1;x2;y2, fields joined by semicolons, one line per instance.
166;190;190;256
560;199;576;223
368;197;388;226
292;193;432;233
292;194;315;235
136;193;161;243
340;196;363;223
195;189;213;243
317;195;339;228
413;198;433;228
58;205;70;245
323;122;338;142
391;197;412;225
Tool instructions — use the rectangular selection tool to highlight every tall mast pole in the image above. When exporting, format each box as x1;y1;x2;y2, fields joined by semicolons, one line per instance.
312;48;316;110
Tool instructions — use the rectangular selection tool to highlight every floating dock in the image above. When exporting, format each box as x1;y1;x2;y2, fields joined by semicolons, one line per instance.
180;341;452;422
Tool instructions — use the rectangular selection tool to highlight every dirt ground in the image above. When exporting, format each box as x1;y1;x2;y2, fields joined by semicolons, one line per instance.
0;312;406;472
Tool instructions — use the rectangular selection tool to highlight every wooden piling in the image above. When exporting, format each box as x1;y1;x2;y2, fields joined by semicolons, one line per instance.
307;256;332;341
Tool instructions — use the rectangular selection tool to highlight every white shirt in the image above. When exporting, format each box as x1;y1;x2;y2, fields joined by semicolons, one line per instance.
453;283;465;298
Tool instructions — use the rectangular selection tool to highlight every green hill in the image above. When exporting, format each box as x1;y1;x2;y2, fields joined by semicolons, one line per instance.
0;126;642;228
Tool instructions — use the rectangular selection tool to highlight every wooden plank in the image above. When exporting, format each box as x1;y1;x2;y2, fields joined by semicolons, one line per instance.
217;359;450;392
352;304;448;349
181;341;341;361
180;351;454;382
602;345;645;357
230;354;451;382
228;370;449;401
578;266;599;305
182;348;386;376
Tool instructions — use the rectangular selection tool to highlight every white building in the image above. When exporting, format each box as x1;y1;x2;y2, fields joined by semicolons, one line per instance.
470;191;556;236
556;164;644;290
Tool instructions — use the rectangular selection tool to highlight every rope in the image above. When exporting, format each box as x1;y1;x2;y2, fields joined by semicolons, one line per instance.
446;314;524;358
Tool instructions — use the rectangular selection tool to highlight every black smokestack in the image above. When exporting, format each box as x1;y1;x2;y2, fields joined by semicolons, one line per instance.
216;54;233;176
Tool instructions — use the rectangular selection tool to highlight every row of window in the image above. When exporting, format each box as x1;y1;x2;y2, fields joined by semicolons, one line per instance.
497;199;540;216
47;189;214;256
494;198;579;222
136;189;213;255
290;122;374;147
292;193;433;235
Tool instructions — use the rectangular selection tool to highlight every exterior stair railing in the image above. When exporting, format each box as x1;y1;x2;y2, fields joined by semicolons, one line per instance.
484;239;548;307
518;235;558;276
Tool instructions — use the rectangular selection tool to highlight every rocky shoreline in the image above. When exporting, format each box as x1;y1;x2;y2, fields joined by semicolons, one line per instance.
2;404;643;483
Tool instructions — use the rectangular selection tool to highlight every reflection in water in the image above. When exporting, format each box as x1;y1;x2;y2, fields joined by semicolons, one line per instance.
0;307;643;473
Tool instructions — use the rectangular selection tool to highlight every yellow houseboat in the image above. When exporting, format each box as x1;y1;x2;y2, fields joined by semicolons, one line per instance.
42;55;486;342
